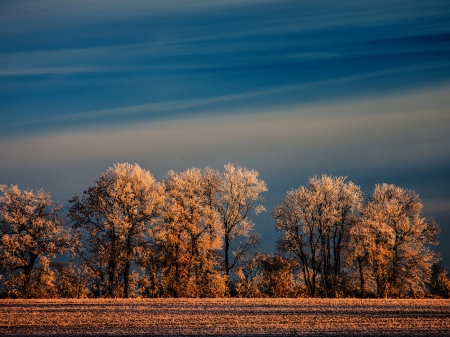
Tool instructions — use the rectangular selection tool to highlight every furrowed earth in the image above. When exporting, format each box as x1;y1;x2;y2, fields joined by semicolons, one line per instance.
0;298;449;336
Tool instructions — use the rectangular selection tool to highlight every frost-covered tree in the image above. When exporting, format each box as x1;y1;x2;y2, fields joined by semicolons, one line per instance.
0;185;71;298
216;163;266;279
52;262;89;298
352;184;439;298
234;253;302;298
148;168;226;297
429;264;450;298
346;215;373;297
139;164;265;297
69;163;164;298
273;175;362;297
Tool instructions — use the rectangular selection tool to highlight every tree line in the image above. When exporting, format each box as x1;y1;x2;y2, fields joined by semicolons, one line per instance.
0;163;449;298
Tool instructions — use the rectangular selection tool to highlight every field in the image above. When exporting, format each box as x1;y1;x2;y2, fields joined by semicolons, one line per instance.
0;298;449;336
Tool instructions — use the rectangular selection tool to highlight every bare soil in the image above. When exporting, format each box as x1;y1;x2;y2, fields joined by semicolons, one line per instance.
0;298;449;336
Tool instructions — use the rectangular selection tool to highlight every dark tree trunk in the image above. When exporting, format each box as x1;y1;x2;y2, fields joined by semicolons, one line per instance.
123;234;133;298
224;234;230;276
107;260;116;297
23;252;38;298
358;257;365;298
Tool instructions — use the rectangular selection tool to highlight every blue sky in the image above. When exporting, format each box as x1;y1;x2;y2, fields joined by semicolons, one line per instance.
1;0;450;265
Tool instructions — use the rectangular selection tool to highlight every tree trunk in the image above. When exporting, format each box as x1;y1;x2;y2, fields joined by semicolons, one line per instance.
23;253;37;298
107;258;116;297
358;257;365;298
123;234;133;298
223;233;230;296
224;233;230;276
123;261;130;298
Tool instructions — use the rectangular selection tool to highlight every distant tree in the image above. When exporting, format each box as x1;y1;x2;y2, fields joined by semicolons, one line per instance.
273;175;362;297
0;185;71;298
257;253;301;298
149;168;226;297
235;253;302;298
216;163;266;282
52;262;89;298
429;264;450;298
69;163;164;298
234;254;264;298
351;184;440;298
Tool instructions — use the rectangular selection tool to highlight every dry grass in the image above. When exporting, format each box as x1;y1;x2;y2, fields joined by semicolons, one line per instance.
0;298;449;336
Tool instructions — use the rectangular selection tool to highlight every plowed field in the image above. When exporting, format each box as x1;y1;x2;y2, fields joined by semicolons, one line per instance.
1;298;449;336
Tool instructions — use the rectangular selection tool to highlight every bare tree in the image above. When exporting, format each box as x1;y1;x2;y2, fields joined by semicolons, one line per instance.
69;163;163;298
216;163;267;280
352;184;440;298
273;175;361;297
0;185;71;298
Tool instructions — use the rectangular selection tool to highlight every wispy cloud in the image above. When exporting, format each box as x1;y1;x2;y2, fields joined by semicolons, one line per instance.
0;66;151;77
2;84;449;171
0;0;282;35
6;62;445;129
423;198;450;214
2;0;449;36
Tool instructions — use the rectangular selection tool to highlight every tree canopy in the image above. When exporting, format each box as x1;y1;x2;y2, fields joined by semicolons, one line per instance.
0;185;72;298
0;164;447;298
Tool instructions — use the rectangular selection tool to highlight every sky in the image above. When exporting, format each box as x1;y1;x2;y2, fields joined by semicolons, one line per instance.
1;0;450;266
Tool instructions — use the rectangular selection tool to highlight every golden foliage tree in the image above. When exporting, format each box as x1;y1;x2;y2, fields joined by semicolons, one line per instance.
69;163;164;298
0;185;72;298
217;163;267;280
273;175;362;297
351;184;440;298
151;168;226;297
